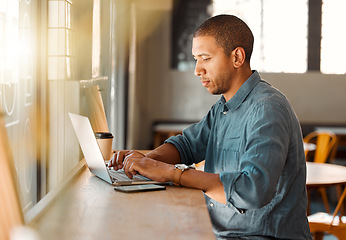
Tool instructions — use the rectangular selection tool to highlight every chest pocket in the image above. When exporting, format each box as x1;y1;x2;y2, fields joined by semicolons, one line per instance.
221;134;241;171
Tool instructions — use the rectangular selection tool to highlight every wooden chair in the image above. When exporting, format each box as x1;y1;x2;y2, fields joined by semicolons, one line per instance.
304;131;337;213
0;111;24;239
308;185;346;240
304;131;337;163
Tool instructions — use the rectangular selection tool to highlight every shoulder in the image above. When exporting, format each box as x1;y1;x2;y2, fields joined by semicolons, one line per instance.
251;80;292;111
245;81;296;128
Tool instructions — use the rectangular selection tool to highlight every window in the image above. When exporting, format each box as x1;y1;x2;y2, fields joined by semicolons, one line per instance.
0;0;84;213
1;0;127;218
1;0;40;212
320;0;346;74
212;0;346;74
212;0;308;73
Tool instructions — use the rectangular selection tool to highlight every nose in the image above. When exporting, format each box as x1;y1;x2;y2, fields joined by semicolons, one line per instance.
194;61;205;76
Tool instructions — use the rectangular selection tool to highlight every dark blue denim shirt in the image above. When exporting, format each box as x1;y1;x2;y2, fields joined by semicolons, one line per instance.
166;71;312;240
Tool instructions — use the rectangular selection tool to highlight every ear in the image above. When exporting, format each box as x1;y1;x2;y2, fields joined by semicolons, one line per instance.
232;47;246;68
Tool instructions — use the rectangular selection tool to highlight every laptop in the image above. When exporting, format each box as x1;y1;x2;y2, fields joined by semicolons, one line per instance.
69;112;163;186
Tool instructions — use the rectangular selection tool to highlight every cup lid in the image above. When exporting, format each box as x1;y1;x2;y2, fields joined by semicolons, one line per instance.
94;132;114;139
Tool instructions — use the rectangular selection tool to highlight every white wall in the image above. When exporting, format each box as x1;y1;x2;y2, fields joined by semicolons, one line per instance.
261;72;346;124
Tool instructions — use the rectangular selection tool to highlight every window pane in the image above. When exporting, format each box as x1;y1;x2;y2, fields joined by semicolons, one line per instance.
212;0;308;73
1;0;39;212
321;0;346;74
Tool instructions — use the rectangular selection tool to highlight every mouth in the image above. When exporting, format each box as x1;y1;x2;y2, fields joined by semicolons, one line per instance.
201;79;210;87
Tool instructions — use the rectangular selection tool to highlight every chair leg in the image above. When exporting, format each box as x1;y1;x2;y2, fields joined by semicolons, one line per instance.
318;187;330;213
336;185;345;216
313;232;324;240
307;189;311;215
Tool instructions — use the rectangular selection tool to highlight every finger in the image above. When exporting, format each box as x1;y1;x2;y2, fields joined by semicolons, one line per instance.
114;150;128;170
122;152;136;169
122;158;134;179
126;150;145;159
128;162;139;176
123;157;129;170
108;152;117;167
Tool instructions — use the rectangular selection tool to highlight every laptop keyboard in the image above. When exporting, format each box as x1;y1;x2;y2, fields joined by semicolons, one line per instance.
108;169;150;182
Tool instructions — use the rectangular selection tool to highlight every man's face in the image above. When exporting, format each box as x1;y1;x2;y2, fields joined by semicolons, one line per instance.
192;36;234;97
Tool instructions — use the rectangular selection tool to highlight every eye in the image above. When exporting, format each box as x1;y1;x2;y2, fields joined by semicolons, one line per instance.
203;57;210;61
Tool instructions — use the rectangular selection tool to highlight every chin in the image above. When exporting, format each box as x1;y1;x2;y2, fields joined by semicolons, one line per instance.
210;89;222;95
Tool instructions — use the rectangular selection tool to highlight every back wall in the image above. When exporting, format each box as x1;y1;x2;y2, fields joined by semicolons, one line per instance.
129;1;346;149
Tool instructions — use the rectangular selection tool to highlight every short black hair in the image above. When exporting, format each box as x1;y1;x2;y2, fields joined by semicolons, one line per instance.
193;14;254;62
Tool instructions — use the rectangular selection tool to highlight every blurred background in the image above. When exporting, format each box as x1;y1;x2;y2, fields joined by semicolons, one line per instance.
0;0;345;220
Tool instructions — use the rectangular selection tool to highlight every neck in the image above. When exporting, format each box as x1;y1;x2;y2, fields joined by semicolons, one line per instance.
223;66;253;102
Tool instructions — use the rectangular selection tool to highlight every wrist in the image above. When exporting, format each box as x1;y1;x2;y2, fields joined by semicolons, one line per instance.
173;164;194;186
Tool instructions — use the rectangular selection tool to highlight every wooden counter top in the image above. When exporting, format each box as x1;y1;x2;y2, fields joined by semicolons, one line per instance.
30;167;215;240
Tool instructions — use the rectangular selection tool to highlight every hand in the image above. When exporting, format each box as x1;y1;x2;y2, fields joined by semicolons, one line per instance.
122;152;175;182
108;150;140;170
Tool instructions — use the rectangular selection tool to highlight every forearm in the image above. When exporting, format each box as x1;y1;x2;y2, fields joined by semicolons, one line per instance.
145;143;181;165
146;143;226;203
180;169;226;204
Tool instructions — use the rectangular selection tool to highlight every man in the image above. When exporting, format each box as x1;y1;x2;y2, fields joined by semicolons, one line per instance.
109;15;312;239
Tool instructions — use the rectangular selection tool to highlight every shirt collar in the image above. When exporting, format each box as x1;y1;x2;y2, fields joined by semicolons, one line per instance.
220;70;261;112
